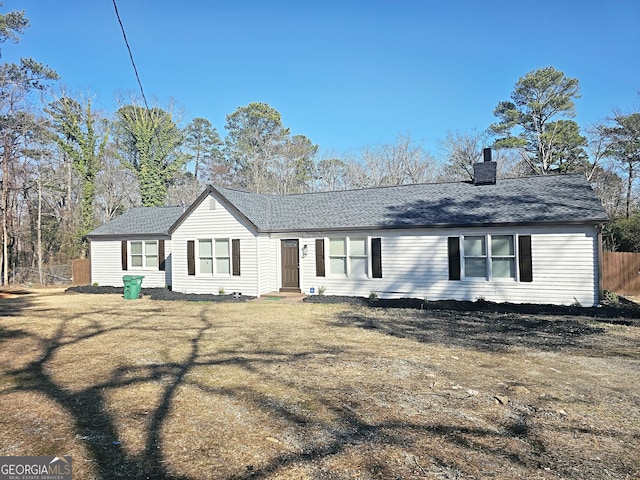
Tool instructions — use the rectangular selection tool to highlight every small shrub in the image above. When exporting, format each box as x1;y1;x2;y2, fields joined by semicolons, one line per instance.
92;282;99;287
475;295;486;303
368;291;378;301
218;287;225;295
318;286;326;296
603;290;620;305
571;297;582;308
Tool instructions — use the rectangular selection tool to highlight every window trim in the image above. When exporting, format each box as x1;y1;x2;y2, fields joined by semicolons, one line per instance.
450;234;530;282
193;238;238;277
325;236;380;279
128;240;159;270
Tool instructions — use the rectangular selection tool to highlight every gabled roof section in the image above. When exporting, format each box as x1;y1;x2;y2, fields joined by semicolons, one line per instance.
88;206;184;237
211;174;608;232
167;185;265;234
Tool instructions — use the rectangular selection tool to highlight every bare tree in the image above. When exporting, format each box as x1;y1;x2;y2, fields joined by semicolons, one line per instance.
94;150;140;223
440;130;488;181
350;134;437;188
440;130;522;181
270;135;318;194
316;155;348;191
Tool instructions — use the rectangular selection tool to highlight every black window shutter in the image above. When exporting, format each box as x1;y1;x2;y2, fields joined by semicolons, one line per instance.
371;237;382;278
187;240;195;276
315;239;325;277
158;240;166;271
232;239;241;276
448;237;461;281
121;241;128;271
518;235;533;282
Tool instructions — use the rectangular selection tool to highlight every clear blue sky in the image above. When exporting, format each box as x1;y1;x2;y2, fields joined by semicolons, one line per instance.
3;0;639;156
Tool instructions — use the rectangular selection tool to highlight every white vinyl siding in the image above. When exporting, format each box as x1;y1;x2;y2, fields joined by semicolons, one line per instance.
90;237;172;288
298;225;600;306
171;193;259;295
258;234;275;295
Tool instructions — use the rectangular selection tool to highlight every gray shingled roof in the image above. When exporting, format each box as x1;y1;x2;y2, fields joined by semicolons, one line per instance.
90;175;608;237
215;174;608;232
88;206;184;237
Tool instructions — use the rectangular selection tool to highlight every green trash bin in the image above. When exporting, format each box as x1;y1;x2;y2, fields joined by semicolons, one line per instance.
123;275;144;300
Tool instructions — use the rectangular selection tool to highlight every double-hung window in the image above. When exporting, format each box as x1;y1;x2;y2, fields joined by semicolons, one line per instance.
130;241;158;269
197;239;232;276
456;234;518;280
325;237;379;277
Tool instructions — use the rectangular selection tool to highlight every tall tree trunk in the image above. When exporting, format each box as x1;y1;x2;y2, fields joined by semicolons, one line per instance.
626;162;633;219
37;174;43;285
2;139;9;286
194;150;200;181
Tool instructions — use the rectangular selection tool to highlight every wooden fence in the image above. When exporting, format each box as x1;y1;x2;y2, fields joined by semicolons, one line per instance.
71;258;91;286
602;252;640;295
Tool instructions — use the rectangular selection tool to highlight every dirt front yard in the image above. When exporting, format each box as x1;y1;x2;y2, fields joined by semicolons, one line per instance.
0;289;639;479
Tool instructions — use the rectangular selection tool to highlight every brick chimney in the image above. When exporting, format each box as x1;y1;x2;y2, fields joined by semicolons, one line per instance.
474;148;497;185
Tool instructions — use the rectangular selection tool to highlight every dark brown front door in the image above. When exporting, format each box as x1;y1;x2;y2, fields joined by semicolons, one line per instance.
281;239;300;291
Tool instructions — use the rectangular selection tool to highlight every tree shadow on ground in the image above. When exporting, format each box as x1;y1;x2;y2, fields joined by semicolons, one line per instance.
2;304;371;479
330;307;610;353
1;307;211;479
0;289;35;317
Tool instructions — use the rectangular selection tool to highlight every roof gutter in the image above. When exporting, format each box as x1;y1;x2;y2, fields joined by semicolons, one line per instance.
259;218;610;234
87;233;172;241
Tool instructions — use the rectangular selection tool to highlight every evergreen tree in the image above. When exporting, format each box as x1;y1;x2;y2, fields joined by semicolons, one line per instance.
113;104;186;206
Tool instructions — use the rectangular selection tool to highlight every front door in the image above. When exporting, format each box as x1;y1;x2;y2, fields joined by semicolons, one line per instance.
281;239;300;292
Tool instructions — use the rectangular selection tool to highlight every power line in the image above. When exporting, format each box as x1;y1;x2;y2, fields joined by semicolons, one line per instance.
111;0;150;111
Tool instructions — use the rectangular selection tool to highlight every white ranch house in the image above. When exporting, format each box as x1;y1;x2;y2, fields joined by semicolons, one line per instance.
88;159;608;306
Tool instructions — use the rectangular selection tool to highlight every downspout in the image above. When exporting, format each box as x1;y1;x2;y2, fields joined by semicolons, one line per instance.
597;223;604;305
255;235;261;298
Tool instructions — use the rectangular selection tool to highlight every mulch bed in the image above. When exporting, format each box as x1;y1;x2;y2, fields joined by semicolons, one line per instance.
303;295;640;324
66;285;253;302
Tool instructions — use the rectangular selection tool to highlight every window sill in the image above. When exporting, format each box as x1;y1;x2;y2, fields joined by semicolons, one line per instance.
462;277;517;283
328;275;372;280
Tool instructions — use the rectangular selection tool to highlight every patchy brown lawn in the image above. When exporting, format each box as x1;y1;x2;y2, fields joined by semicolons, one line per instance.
0;288;638;479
